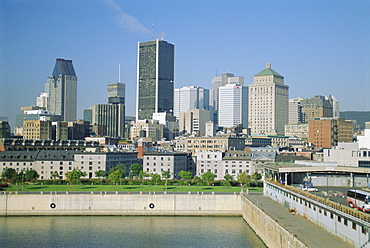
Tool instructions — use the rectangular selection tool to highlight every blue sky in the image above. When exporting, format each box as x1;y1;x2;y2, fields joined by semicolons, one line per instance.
1;0;369;128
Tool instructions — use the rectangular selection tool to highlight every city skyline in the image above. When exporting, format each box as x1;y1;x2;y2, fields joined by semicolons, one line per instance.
1;0;369;128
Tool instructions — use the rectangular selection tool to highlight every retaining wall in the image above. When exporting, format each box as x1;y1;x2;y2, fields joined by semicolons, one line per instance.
241;195;307;248
0;192;242;216
264;181;370;247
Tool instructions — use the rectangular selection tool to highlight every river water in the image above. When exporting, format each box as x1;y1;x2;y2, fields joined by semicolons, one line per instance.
0;216;266;247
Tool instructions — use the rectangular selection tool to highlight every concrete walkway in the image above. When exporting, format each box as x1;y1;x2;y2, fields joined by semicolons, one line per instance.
248;193;354;248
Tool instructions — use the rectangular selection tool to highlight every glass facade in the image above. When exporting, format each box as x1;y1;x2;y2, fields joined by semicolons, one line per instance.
46;58;77;121
137;40;174;120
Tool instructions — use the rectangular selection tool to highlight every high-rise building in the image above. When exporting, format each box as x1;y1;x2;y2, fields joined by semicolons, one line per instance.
210;73;244;123
45;58;77;121
174;86;209;118
90;103;125;138
136;39;175;120
179;109;211;136
218;84;248;128
288;97;305;124
36;93;49;109
328;95;340;118
301;95;333;122
248;63;289;135
107;82;125;104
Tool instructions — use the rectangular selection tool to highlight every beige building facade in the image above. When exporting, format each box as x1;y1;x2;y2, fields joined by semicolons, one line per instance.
248;63;289;135
23;120;52;140
185;136;245;153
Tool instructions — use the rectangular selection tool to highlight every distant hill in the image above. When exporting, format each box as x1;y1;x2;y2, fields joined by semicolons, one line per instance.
340;111;370;129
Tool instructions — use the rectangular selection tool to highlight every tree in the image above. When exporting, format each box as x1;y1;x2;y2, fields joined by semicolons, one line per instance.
178;170;192;180
139;170;149;184
162;170;171;180
109;163;126;176
25;169;39;182
252;172;262;181
150;173;161;185
201;171;216;186
12;171;25;184
51;171;59;185
65;168;87;185
129;163;142;178
222;174;233;186
193;176;203;186
223;174;233;182
1;168;17;181
95;170;108;184
108;169;126;184
237;172;252;187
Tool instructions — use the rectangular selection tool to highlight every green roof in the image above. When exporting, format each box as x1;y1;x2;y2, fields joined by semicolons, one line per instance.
255;68;284;78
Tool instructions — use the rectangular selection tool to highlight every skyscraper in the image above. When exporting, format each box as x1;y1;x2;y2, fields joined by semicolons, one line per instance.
45;58;77;121
301;95;333;122
248;63;289;135
210;73;244;124
288;97;305;124
174;86;209;118
218;84;248;128
136;39;175;120
107;82;125;104
89;83;125;138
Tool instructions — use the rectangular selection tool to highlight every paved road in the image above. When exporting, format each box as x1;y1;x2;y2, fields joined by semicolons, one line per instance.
248;193;354;248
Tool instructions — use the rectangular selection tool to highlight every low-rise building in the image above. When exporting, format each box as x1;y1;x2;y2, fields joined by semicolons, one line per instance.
0;150;138;180
143;152;195;179
195;150;262;180
323;142;370;167
186;136;245;153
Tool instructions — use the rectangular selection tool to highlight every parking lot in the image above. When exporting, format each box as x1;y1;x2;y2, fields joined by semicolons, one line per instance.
295;186;370;206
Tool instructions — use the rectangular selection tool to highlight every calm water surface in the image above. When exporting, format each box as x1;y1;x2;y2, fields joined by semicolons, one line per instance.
0;216;266;248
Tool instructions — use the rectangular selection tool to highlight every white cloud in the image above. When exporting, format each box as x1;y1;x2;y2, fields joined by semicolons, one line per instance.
103;0;151;35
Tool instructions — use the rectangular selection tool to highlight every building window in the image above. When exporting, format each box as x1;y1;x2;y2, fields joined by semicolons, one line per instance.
352;222;356;230
89;162;93;165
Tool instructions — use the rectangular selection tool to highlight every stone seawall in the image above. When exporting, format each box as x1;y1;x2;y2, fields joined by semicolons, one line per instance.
0;193;242;216
241;195;308;248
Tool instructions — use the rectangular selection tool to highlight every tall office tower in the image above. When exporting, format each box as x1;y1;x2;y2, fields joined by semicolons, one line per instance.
36;93;49;108
288;97;305;124
210;73;244;123
248;63;289;135
179;109;211;136
136;39;175;120
301;95;333;123
90;103;125;138
174;86;209;118
45;58;77;121
108;82;125;104
218;84;248;128
328;95;340;118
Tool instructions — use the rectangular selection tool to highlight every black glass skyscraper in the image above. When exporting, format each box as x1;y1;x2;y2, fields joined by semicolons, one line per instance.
45;58;77;121
136;39;174;120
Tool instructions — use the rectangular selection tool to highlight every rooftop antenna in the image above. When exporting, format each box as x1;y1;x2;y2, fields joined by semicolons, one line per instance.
118;63;121;83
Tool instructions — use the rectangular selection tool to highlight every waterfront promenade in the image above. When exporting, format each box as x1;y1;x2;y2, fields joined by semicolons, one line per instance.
249;193;354;248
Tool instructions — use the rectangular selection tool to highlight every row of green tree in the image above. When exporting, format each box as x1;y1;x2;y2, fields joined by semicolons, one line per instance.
1;163;262;187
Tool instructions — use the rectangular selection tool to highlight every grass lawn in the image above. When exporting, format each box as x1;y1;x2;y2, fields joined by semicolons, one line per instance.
4;184;262;193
